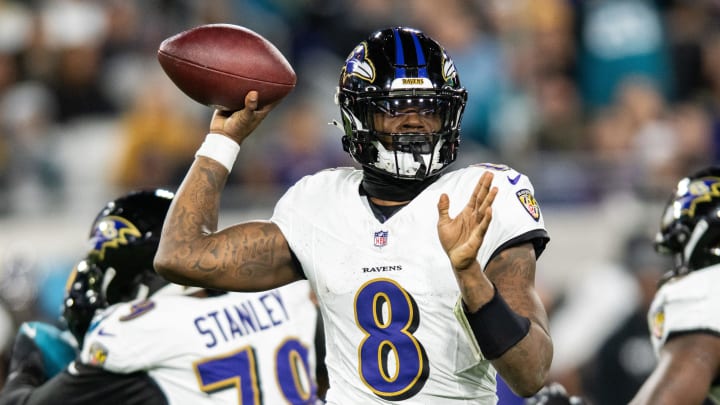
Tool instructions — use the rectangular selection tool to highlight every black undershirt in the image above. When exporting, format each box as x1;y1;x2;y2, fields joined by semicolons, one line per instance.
367;198;407;223
360;168;437;203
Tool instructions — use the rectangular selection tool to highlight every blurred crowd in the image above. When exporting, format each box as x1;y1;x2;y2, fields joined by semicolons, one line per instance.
0;0;718;403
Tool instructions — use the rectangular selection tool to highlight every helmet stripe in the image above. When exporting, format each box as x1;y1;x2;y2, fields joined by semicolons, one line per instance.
410;32;428;78
393;28;406;78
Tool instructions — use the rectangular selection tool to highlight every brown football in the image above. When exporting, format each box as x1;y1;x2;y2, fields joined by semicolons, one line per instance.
157;24;296;111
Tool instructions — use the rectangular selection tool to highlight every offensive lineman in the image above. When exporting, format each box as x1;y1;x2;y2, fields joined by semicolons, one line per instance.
0;190;321;405
155;27;553;403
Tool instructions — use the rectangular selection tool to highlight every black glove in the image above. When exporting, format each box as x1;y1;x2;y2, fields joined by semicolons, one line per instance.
525;383;586;405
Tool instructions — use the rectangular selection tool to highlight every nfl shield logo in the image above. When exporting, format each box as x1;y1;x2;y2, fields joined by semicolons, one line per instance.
373;230;388;247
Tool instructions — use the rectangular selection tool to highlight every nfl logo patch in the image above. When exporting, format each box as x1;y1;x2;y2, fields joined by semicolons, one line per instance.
373;230;388;247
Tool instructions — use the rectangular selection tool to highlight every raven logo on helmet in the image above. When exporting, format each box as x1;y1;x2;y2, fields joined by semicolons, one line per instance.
441;52;458;83
88;216;142;261
675;177;720;220
343;42;375;83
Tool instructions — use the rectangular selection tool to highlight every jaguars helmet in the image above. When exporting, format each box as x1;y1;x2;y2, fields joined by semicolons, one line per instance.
336;27;467;180
655;166;720;275
62;189;174;344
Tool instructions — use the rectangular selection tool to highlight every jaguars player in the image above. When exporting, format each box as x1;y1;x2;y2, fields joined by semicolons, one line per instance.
630;167;720;405
156;27;552;403
0;190;321;405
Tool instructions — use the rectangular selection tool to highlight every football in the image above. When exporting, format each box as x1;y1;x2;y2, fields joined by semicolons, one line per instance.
157;24;296;111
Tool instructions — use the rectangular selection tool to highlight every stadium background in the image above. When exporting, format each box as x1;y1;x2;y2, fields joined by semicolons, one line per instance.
0;0;715;403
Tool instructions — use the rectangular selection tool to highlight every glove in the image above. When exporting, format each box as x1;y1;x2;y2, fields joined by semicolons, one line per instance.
524;383;586;405
8;322;78;381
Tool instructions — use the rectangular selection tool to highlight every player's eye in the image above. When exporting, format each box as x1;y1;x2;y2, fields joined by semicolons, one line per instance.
371;99;445;117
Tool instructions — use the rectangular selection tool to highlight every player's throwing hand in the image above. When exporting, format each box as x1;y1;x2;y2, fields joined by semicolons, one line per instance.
209;91;278;145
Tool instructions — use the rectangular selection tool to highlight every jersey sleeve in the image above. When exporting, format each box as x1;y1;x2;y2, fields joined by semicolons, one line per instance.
79;299;182;373
477;167;549;269
270;178;303;247
648;266;720;356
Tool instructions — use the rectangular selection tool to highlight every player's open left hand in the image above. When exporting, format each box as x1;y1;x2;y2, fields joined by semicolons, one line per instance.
209;91;279;145
437;171;497;271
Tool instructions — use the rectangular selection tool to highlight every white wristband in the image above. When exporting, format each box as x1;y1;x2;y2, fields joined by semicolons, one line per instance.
195;133;240;172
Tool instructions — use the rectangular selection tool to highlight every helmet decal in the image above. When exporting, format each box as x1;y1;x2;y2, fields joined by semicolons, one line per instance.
675;177;720;219
442;52;458;83
344;42;375;83
88;216;142;261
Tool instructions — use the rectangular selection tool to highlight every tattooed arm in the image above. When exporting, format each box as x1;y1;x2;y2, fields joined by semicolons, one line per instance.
154;92;302;291
484;244;552;397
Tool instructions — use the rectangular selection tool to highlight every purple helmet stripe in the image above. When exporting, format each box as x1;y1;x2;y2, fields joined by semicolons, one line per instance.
410;32;428;77
393;28;406;78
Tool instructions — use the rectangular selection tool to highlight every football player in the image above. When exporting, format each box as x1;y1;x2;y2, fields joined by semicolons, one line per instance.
0;190;321;405
155;26;553;403
630;167;720;405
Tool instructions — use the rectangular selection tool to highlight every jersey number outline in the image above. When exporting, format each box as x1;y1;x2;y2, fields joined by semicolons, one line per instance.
193;337;316;404
354;278;429;401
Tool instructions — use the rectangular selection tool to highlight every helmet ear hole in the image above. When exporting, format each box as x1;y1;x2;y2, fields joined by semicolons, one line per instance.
671;224;691;249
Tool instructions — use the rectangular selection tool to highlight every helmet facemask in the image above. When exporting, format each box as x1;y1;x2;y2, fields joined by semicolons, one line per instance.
339;89;465;180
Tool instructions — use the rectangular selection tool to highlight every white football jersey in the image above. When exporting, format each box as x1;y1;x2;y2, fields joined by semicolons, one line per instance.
271;165;548;404
647;264;720;404
79;280;319;405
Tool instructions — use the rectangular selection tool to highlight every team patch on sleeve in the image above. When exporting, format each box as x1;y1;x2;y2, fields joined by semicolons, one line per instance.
88;341;109;366
119;300;156;321
516;189;540;221
650;306;665;339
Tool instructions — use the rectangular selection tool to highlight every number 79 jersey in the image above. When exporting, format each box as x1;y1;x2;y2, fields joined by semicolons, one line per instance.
271;165;549;404
79;281;319;405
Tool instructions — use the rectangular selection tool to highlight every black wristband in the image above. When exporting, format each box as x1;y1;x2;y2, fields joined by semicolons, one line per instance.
463;285;531;360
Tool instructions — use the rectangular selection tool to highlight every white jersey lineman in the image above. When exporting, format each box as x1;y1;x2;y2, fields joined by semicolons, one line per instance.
271;165;549;404
79;280;319;405
647;264;720;404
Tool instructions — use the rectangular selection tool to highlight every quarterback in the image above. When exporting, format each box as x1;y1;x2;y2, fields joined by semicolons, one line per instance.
156;27;552;403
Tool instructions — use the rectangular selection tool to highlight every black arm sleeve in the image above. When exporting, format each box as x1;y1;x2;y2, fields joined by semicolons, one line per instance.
0;363;168;405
